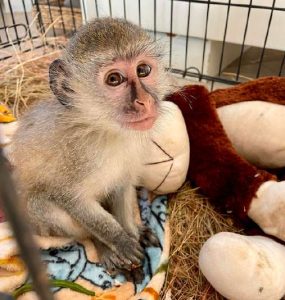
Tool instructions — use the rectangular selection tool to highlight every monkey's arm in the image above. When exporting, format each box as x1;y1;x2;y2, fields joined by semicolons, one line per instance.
110;185;160;247
109;185;138;238
58;196;144;265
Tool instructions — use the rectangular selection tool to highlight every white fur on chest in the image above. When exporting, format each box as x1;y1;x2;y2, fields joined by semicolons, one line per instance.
78;132;145;199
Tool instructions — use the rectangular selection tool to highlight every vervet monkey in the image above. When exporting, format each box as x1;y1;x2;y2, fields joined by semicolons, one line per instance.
10;18;171;279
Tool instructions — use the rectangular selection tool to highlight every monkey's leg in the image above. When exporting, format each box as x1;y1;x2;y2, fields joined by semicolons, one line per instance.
111;185;160;248
26;194;88;238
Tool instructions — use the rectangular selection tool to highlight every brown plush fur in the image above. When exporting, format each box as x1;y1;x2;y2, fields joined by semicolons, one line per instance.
211;76;285;108
166;85;276;225
210;76;285;182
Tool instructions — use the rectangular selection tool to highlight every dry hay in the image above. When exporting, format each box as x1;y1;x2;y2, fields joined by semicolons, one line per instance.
0;43;64;118
161;183;241;300
0;12;67;117
0;44;241;300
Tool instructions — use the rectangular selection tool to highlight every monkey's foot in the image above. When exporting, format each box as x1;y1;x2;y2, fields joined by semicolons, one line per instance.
122;266;145;284
139;226;160;248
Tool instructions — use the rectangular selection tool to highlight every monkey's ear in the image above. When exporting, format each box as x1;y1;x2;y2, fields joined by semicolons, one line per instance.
49;59;75;107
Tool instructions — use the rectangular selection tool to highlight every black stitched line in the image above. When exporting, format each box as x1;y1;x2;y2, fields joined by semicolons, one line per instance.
145;158;173;165
151;140;173;160
153;162;174;192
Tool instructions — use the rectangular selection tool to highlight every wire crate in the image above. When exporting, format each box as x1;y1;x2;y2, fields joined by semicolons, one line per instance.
0;1;285;299
34;1;82;35
0;0;284;89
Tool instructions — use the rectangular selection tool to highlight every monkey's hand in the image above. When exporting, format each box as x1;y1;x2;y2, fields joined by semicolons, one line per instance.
138;226;160;248
96;234;145;283
97;233;144;270
99;246;145;284
113;232;145;267
61;198;145;276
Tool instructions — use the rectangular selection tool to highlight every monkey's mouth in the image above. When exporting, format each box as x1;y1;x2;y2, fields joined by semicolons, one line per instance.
124;115;157;131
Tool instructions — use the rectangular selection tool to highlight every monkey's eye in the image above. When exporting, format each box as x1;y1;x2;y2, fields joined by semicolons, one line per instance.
106;72;125;87
137;64;151;78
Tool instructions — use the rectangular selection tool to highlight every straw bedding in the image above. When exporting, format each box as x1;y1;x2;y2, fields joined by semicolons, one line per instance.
0;44;240;300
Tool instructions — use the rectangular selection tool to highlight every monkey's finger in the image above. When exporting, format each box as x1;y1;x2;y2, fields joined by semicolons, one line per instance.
132;244;145;260
126;238;145;258
107;247;133;267
108;254;138;273
102;257;128;276
110;254;132;271
131;266;145;284
118;258;133;271
127;250;144;266
139;227;160;248
103;259;118;276
119;266;144;284
117;236;145;266
131;240;145;255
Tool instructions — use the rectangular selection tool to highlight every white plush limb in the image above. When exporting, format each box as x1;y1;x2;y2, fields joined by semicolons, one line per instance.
218;101;285;168
248;181;285;241
199;232;285;300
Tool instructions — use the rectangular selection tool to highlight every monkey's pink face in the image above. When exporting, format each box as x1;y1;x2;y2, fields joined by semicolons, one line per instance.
98;57;160;131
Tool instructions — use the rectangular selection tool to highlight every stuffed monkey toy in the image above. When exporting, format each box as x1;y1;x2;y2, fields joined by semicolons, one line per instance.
141;76;285;300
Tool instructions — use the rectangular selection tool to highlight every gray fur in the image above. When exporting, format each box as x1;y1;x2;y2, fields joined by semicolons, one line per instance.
66;18;161;63
10;18;168;278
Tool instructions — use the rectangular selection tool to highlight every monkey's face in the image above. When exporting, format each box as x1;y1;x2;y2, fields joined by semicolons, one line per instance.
97;56;160;131
49;18;171;132
49;54;168;132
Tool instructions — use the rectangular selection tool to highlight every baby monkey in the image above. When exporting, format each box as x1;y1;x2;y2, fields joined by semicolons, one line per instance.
10;18;171;280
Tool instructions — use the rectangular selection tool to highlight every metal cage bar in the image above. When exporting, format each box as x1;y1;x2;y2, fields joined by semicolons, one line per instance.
256;0;276;78
21;0;34;48
235;0;252;81
183;1;191;74
46;0;57;40
218;0;231;76
57;0;67;35
138;0;141;27
168;0;174;68
200;0;210;79
69;0;77;32
6;0;22;50
0;1;284;85
279;53;285;76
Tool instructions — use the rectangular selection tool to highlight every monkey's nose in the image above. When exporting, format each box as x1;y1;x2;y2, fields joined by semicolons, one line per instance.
134;98;155;115
135;100;144;106
134;99;145;111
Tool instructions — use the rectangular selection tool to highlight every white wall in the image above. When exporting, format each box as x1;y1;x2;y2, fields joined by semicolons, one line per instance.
81;0;285;76
81;0;285;51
